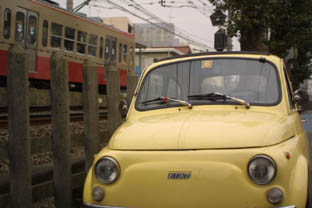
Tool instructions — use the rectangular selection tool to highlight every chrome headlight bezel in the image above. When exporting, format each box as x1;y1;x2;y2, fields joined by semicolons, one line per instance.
247;154;277;185
94;156;120;184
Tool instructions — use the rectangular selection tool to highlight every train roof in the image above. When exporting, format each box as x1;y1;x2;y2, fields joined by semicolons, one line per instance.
32;0;135;39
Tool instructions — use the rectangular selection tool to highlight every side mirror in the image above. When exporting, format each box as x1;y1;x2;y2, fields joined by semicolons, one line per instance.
119;100;128;117
293;94;301;102
293;90;302;113
297;105;302;114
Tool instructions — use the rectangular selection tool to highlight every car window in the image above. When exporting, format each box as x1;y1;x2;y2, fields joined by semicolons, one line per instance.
283;66;295;109
190;59;280;104
137;62;189;110
136;58;281;111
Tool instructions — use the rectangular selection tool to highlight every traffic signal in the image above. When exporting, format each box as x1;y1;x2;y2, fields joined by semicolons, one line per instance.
214;29;227;51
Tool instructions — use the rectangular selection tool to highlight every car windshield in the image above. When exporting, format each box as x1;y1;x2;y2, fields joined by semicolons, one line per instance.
136;58;281;111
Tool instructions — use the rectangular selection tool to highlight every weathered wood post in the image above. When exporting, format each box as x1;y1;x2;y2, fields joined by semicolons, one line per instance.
7;45;32;207
126;71;139;108
106;65;122;139
50;52;71;207
83;60;99;171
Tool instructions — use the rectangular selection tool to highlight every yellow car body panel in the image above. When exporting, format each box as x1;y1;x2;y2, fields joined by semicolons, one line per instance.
84;52;310;208
109;107;296;150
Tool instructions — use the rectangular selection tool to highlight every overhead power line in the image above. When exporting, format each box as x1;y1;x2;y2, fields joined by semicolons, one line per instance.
94;0;214;49
128;0;214;44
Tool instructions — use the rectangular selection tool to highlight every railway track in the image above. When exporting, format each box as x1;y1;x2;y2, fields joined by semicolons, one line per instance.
0;106;108;128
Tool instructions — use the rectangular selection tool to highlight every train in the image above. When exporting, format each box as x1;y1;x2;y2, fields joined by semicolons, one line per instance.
0;0;136;93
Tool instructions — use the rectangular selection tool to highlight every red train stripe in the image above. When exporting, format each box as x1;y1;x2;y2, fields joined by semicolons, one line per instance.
0;50;7;76
0;50;127;86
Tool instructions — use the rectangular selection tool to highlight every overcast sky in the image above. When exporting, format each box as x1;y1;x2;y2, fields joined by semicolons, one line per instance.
55;0;239;51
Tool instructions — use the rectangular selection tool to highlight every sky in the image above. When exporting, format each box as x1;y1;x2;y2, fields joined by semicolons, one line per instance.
55;0;239;51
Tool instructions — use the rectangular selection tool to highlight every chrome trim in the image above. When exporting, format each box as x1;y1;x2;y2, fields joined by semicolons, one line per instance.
84;203;128;208
84;203;295;208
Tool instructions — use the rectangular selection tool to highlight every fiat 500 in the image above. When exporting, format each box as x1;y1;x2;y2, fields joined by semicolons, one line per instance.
84;52;310;208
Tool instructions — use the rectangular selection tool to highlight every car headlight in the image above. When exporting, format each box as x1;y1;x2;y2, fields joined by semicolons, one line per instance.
248;155;277;185
94;156;120;184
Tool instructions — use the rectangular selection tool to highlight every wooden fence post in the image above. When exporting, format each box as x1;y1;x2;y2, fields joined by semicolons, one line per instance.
50;52;71;208
83;60;99;171
126;71;139;108
7;45;32;207
106;65;122;139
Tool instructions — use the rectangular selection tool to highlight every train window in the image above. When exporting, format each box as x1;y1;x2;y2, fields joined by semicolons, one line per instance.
42;20;48;47
88;34;97;57
100;37;104;58
3;8;11;39
15;12;25;42
130;46;134;64
118;43;122;63
111;38;116;63
65;27;75;52
50;22;63;49
27;15;37;45
105;38;110;64
77;30;87;54
123;45;128;63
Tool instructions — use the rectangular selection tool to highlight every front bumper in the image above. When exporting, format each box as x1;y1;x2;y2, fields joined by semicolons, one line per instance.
84;203;296;208
84;204;126;208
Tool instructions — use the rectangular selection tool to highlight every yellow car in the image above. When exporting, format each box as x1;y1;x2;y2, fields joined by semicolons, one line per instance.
83;52;310;208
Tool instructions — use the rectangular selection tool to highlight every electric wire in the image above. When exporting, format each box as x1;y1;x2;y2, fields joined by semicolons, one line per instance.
120;0;214;45
93;0;214;49
125;0;213;44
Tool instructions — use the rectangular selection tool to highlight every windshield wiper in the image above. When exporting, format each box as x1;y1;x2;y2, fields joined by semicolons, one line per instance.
188;92;250;109
140;96;192;109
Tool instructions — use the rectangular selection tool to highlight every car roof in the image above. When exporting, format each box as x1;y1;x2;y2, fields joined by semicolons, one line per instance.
156;51;272;62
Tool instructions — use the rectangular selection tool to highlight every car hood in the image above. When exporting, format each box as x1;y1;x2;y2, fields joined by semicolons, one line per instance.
108;110;295;150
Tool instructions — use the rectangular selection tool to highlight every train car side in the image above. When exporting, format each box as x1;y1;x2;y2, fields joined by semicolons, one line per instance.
0;0;135;91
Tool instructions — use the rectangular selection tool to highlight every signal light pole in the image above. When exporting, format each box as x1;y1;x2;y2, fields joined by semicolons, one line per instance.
159;0;166;7
214;29;227;51
210;10;232;52
67;0;73;10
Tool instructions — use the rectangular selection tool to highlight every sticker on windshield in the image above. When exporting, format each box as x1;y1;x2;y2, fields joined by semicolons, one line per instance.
201;60;213;69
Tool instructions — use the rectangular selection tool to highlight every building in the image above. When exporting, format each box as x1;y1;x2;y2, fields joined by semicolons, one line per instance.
134;23;180;48
101;17;134;34
135;47;185;75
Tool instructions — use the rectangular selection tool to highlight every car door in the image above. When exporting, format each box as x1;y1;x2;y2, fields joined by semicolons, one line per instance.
282;62;303;135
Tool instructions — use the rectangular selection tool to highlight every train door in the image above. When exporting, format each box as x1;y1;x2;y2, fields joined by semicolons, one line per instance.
104;36;117;66
15;7;38;72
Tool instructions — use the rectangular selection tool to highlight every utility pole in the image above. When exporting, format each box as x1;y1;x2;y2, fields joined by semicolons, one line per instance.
159;0;165;7
67;0;73;11
168;15;173;57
